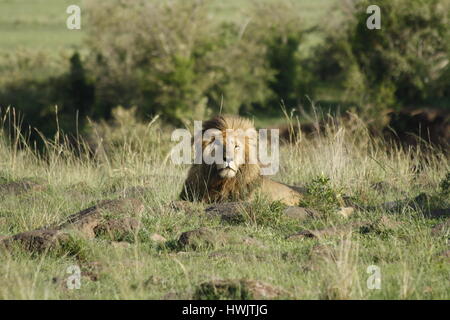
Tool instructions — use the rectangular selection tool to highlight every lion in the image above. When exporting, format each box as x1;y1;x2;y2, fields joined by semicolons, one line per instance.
179;115;305;205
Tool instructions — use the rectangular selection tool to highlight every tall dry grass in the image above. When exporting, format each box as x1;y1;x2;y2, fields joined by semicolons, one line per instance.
0;107;449;299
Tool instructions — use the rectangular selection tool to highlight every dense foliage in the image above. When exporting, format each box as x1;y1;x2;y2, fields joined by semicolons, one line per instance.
0;0;448;139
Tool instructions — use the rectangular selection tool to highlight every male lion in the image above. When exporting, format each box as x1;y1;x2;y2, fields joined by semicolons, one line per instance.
179;115;304;205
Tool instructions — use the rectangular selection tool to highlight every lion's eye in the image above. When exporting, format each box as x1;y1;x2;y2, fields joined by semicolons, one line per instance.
235;145;240;150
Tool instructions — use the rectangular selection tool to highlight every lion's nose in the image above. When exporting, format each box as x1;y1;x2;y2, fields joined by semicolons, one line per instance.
223;157;233;167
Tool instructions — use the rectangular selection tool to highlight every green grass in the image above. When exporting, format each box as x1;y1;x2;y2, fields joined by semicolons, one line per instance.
209;0;334;26
0;0;335;51
0;0;84;51
0;0;448;299
0;108;448;299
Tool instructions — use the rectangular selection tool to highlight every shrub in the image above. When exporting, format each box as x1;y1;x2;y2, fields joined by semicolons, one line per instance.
85;0;277;124
0;51;94;142
242;1;310;110
352;0;450;104
85;0;311;123
299;175;344;215
2;0;312;135
312;0;450;122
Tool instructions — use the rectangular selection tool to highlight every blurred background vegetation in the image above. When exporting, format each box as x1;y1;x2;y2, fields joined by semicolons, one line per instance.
0;0;449;147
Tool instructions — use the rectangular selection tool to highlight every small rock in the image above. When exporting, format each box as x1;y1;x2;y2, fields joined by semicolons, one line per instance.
205;202;250;223
94;217;140;240
194;279;289;300
282;207;321;221
1;229;70;253
150;233;167;243
178;228;226;250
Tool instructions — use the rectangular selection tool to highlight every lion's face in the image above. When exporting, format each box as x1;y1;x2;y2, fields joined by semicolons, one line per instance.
181;115;274;203
203;129;248;179
215;131;245;179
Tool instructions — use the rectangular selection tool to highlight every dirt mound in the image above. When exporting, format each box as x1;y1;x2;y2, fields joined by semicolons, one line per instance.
205;202;251;223
0;198;144;253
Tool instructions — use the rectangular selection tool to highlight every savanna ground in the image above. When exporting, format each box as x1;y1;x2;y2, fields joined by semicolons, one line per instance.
0;0;449;300
0;108;449;299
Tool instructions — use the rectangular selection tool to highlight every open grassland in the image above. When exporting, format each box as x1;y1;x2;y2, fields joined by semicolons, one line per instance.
0;0;84;51
0;0;335;51
0;109;448;299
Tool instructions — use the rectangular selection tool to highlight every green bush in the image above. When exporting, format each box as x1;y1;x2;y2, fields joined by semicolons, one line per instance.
312;0;450;121
352;0;450;103
242;1;310;110
0;51;94;143
85;0;310;123
1;0;312;134
86;0;277;124
299;175;344;215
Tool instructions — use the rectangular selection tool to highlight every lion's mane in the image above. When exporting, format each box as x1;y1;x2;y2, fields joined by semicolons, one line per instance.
179;115;262;203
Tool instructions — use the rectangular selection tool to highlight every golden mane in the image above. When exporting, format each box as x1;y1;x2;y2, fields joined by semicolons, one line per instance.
180;115;261;202
179;115;304;205
202;115;255;133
